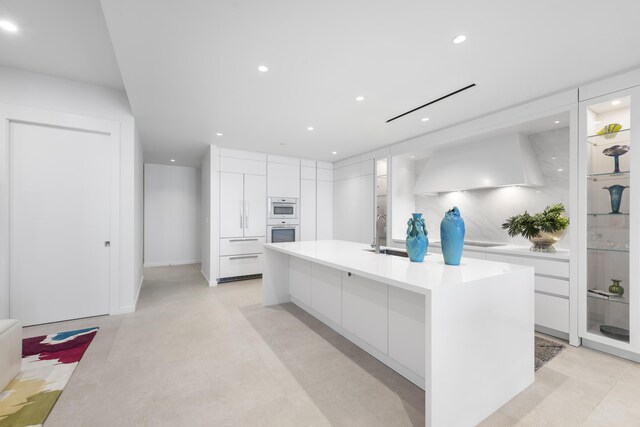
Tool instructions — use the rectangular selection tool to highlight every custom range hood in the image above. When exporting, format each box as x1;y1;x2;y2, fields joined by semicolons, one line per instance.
414;133;545;194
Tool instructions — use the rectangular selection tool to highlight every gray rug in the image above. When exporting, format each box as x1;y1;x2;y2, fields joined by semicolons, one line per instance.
535;336;564;370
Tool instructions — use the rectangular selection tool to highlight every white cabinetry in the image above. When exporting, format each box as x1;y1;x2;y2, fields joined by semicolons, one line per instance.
267;155;300;198
300;160;316;241
218;151;266;281
342;273;388;354
290;257;312;306
333;158;374;244
388;286;426;378
311;264;342;325
485;253;570;338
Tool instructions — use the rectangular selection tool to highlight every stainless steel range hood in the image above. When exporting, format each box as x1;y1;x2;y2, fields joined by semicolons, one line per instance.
414;133;545;194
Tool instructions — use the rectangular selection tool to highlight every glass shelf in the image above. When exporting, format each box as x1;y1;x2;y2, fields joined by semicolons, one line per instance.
587;128;631;146
587;291;629;305
587;325;630;343
587;171;630;180
587;212;629;216
587;247;630;253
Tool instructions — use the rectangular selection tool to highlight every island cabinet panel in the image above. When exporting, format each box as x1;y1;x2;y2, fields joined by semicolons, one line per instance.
290;257;312;307
388;286;426;378
535;293;570;333
341;273;388;354
311;264;342;325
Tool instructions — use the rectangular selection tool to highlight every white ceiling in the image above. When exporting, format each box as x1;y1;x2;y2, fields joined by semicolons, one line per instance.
3;1;640;167
0;0;124;89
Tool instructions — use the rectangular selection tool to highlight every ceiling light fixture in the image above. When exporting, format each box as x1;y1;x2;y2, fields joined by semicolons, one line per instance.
0;20;18;33
216;132;223;136
170;159;176;162
258;65;269;72
356;96;364;102
307;126;314;131
557;168;563;172
611;100;621;106
554;120;560;124
452;34;466;44
421;117;429;122
332;151;337;155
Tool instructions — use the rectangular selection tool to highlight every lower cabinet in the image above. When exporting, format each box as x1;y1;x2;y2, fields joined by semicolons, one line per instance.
311;264;342;325
342;273;388;354
290;257;312;306
219;254;263;278
388;286;426;378
535;293;570;333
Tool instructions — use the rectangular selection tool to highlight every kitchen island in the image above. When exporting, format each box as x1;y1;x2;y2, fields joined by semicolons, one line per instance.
263;240;534;427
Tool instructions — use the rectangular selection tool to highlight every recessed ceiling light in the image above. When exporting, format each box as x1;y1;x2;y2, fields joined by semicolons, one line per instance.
551;157;557;160
307;126;314;131
356;96;364;102
332;151;337;155
557;168;563;172
170;159;176;162
593;120;602;124
421;117;430;122
216;132;223;136
611;100;621;106
258;65;268;72
452;34;466;44
410;155;415;159
0;20;18;33
554;120;560;124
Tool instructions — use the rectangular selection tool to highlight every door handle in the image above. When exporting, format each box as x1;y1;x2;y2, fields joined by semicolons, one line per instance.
229;238;259;242
229;255;259;260
240;201;244;229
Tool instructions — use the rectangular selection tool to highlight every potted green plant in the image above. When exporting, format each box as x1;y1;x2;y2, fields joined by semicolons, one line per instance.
501;203;570;252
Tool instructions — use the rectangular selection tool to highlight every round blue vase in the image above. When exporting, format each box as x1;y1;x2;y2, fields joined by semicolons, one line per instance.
440;207;465;266
406;213;428;262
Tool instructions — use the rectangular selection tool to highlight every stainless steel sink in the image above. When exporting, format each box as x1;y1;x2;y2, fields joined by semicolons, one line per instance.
363;248;409;258
464;241;507;248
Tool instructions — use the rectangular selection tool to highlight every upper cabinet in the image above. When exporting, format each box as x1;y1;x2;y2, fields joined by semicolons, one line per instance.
267;155;300;198
578;85;640;356
333;157;375;244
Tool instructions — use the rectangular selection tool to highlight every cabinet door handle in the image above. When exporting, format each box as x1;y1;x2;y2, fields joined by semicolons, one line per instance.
245;201;249;229
229;238;259;242
240;201;244;229
229;255;259;260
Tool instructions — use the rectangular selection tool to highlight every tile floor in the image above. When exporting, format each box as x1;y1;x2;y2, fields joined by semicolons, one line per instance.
22;263;640;426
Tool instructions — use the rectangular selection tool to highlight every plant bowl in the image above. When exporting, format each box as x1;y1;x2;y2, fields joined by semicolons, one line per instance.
528;229;566;253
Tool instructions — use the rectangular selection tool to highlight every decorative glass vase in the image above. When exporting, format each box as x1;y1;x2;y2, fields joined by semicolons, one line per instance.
609;279;624;296
440;207;465;266
406;213;428;263
602;145;629;174
528;229;566;252
603;185;629;214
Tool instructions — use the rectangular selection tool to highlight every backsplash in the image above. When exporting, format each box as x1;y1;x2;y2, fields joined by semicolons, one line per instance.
415;127;570;249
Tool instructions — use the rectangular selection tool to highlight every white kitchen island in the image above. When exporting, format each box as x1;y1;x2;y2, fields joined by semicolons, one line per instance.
263;240;534;427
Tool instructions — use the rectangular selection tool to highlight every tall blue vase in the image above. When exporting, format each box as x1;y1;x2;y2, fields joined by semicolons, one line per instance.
603;185;629;214
440;207;465;266
406;213;428;262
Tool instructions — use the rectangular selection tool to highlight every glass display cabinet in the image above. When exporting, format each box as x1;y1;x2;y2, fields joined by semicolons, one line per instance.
579;87;640;357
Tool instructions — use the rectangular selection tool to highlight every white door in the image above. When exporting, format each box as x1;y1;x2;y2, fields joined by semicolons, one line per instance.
243;174;266;237
220;172;244;238
300;179;316;240
10;122;111;326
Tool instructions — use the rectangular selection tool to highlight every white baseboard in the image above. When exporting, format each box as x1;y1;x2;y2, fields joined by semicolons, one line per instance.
201;270;217;287
143;259;201;267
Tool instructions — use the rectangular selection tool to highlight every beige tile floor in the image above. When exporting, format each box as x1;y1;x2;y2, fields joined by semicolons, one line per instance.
21;263;640;426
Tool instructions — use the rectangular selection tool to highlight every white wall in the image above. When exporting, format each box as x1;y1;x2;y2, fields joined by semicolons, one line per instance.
134;129;144;300
144;164;202;266
201;146;211;282
0;65;140;317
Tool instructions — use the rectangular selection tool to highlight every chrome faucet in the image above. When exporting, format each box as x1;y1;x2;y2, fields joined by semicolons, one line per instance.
372;214;387;254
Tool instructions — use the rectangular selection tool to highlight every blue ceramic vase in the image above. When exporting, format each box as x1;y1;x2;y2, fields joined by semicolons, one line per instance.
406;213;428;262
603;185;629;214
440;207;465;266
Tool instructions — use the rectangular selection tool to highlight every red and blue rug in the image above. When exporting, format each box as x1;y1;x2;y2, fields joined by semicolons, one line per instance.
0;327;98;427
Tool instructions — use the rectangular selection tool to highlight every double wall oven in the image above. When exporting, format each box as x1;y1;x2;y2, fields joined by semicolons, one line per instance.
267;197;299;243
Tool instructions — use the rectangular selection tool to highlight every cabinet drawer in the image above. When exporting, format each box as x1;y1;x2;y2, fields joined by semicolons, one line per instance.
485;254;569;279
535;293;569;333
535;276;569;297
220;237;265;256
219;254;263;278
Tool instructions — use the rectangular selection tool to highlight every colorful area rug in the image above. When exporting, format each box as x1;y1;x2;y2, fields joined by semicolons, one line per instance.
535;336;564;370
0;327;98;427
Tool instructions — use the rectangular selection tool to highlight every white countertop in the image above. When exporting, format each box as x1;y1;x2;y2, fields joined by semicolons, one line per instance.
392;239;570;261
264;240;533;295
